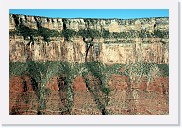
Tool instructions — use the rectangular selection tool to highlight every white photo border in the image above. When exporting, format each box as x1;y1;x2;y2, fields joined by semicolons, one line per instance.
0;0;179;125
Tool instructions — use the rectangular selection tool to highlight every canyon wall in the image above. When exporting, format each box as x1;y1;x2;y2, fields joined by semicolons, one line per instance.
9;14;169;115
9;14;169;64
9;75;169;115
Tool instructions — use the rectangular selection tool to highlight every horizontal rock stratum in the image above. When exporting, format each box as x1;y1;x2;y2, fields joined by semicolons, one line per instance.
9;14;169;115
9;14;169;64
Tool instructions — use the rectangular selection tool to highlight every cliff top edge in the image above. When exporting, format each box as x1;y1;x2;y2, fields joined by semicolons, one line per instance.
9;13;169;21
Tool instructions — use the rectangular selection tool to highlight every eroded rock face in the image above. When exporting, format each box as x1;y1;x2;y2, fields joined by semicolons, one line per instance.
9;14;168;32
9;14;169;64
9;36;169;64
9;14;169;115
9;75;169;115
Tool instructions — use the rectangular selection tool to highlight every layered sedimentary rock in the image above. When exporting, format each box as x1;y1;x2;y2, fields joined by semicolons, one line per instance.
9;14;169;115
9;14;168;32
9;74;168;115
9;14;169;64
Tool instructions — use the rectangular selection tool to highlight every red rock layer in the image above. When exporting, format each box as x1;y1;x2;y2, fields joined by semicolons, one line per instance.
9;75;168;115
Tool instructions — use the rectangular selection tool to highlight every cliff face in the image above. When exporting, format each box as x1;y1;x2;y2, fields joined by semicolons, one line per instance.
9;14;169;115
9;75;169;115
9;14;169;64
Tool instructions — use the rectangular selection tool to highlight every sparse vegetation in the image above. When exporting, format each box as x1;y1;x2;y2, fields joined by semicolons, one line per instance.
38;27;62;42
154;29;169;38
78;29;100;38
9;25;169;44
10;24;62;42
9;60;169;115
157;64;169;77
62;29;76;41
9;62;28;77
9;15;169;115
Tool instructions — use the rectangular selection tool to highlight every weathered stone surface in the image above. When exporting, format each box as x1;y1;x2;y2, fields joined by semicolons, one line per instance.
9;14;169;64
9;36;169;64
9;75;168;115
9;14;169;115
9;14;168;32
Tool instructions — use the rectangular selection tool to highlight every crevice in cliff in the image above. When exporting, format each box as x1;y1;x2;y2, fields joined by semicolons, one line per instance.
20;18;24;24
12;14;20;27
46;18;50;23
62;19;67;30
34;16;41;29
83;37;94;62
24;15;27;21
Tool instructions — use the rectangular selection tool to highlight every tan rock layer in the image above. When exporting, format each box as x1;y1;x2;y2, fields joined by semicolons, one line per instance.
9;36;168;64
9;14;169;64
9;14;168;32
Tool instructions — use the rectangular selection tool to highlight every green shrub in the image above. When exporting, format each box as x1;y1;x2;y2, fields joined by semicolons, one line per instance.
62;29;77;41
16;24;38;40
154;29;169;38
77;29;100;38
38;27;62;42
9;30;17;36
27;61;60;113
101;29;110;38
14;24;62;42
85;62;111;97
84;18;97;25
9;62;28;77
107;63;125;75
157;64;169;77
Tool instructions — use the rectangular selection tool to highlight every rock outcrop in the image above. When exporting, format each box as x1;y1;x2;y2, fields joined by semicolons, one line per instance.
9;14;169;64
9;14;169;115
9;75;168;115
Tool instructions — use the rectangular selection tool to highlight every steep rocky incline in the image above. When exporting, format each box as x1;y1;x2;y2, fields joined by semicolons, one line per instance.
9;14;169;115
9;75;168;115
9;14;169;64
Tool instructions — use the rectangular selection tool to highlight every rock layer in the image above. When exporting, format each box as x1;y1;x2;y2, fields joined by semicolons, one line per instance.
9;14;169;115
9;75;168;115
9;14;169;64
